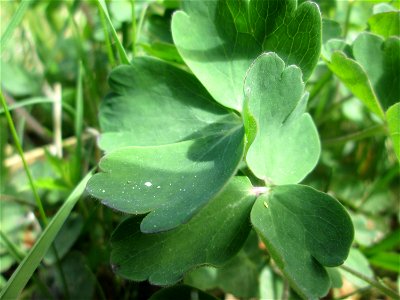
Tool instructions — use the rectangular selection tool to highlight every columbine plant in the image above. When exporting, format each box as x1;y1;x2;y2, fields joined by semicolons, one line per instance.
86;0;354;298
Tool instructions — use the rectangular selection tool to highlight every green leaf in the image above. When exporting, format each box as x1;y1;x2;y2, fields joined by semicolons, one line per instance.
0;172;92;300
326;268;343;289
326;34;400;116
368;11;400;38
322;18;342;44
87;126;244;233
99;57;240;152
110;177;255;284
0;61;42;97
352;33;400;110
251;185;354;300
259;267;284;300
364;228;400;256
140;42;184;64
387;103;400;161
369;252;400;273
327;51;385;118
149;285;218;300
243;53;320;185
172;0;321;110
185;231;265;298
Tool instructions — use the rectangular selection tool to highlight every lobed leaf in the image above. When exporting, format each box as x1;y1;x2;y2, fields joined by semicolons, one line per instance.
110;177;255;284
87;126;245;233
251;184;354;299
368;11;400;38
172;0;321;110
243;53;320;185
99;57;239;151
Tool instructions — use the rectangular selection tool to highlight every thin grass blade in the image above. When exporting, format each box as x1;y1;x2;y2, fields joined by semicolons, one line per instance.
0;171;93;300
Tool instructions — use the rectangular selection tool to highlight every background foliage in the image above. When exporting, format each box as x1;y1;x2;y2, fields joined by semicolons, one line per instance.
0;0;399;299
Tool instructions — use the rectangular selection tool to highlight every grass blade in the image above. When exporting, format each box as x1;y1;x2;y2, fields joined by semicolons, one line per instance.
0;171;93;300
0;0;32;54
96;0;130;64
0;91;48;225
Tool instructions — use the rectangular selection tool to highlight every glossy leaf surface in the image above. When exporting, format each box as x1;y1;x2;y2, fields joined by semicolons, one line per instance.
110;177;255;284
172;0;321;110
244;53;320;185
251;185;354;299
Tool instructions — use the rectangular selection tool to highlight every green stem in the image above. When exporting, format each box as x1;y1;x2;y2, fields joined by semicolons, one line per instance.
67;6;99;127
51;245;70;300
340;265;400;300
309;71;332;103
343;0;355;38
96;0;129;64
130;0;136;56
0;230;25;261
0;91;48;226
98;4;116;66
1;92;70;299
322;124;386;146
136;3;148;44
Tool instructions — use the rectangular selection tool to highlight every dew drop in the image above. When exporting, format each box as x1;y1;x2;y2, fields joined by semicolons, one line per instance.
144;181;152;187
102;189;105;193
157;186;161;189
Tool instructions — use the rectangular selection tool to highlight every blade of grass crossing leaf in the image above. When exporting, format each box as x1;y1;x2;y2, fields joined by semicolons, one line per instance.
0;91;48;225
0;0;31;54
96;0;129;64
0;171;93;300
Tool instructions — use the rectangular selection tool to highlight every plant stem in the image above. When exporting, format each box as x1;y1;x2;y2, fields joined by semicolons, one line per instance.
343;0;355;38
98;3;116;66
130;0;136;56
96;0;130;64
309;71;332;103
0;230;25;261
136;3;148;44
340;265;400;300
322;124;386;146
0;91;48;226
